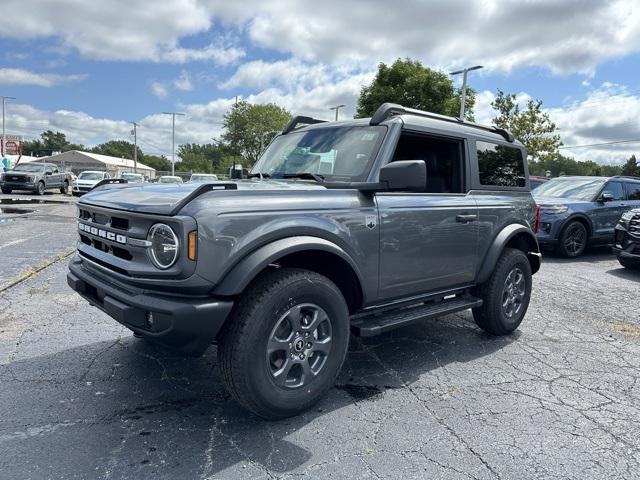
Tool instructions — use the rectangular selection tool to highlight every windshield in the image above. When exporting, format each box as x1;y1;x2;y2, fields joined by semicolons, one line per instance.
190;174;217;182
534;178;606;201
250;125;387;182
160;176;181;183
12;164;45;172
122;173;143;181
78;172;104;180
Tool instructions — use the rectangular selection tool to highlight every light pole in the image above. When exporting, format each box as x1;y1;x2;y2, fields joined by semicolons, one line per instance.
162;112;185;176
1;96;16;156
130;121;138;173
329;104;345;121
449;65;483;119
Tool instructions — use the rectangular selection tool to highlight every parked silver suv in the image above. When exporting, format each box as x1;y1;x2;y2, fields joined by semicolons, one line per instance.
68;103;541;418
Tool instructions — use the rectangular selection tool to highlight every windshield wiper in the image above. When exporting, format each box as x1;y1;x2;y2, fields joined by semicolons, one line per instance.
247;172;271;179
281;172;325;182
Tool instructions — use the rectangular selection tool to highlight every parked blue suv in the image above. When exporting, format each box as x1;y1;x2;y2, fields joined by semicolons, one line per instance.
534;176;640;257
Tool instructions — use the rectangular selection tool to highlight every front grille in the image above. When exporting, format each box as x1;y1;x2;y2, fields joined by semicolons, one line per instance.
6;175;28;183
630;215;640;236
79;208;129;231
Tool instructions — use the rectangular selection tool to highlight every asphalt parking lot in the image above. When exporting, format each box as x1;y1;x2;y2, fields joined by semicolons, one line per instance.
1;192;640;479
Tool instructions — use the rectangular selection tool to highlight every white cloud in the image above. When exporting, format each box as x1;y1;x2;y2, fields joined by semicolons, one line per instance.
0;68;86;87
150;82;168;99
173;71;193;91
0;0;243;64
1;0;639;75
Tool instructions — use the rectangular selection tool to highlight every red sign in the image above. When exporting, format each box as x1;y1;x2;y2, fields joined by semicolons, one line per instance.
4;140;20;155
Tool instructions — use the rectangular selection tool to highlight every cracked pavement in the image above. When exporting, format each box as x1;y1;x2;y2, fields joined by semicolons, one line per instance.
1;194;640;479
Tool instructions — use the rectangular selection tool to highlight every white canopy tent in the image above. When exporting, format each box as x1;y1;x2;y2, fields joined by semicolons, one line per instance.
20;150;156;179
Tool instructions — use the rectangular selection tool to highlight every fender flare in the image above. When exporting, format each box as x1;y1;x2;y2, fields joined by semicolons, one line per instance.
559;213;593;238
212;235;365;297
476;224;541;284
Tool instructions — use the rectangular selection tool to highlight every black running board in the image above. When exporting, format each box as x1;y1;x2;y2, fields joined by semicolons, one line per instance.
351;295;482;337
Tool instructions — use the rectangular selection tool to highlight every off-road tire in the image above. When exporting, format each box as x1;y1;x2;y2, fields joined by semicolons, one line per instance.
1;187;11;194
473;248;532;335
218;268;350;419
618;255;640;270
36;181;45;196
557;220;588;258
60;180;69;195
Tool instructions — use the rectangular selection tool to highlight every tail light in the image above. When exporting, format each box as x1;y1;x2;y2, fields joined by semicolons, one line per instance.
533;205;541;234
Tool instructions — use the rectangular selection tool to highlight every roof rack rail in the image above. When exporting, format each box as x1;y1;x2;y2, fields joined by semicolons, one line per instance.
282;115;327;134
613;175;640;180
369;102;515;142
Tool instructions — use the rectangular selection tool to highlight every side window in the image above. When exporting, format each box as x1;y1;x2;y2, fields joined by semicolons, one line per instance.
625;182;640;200
477;141;526;188
390;132;465;193
605;181;625;201
45;167;53;174
53;167;59;173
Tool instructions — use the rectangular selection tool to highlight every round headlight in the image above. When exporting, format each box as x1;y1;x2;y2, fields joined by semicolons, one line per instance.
148;223;179;269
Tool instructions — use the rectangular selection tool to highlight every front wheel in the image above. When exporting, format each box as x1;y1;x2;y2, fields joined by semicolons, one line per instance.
557;221;588;258
36;181;45;196
473;248;532;336
618;256;640;270
218;268;350;419
60;181;69;194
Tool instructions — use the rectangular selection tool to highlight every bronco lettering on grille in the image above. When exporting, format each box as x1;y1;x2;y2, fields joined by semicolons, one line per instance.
78;222;127;244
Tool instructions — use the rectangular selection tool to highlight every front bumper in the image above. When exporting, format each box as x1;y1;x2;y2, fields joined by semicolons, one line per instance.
613;227;640;265
1;181;36;191
67;255;234;355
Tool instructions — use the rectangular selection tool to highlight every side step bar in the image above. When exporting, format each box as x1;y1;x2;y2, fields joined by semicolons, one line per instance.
351;295;482;337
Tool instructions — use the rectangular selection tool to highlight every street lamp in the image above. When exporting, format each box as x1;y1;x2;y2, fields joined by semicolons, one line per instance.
162;112;185;176
449;65;483;120
329;104;345;121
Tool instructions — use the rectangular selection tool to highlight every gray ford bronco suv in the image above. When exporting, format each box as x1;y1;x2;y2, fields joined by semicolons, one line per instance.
67;103;541;419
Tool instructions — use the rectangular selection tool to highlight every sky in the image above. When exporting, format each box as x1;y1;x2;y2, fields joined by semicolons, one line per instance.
1;0;640;165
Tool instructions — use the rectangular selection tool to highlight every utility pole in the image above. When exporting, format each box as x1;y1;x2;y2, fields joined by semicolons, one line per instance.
1;96;16;156
329;104;345;121
449;65;483;119
130;121;138;173
162;112;185;176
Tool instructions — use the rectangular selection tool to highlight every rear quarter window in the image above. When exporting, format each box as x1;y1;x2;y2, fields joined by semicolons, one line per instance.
477;141;526;188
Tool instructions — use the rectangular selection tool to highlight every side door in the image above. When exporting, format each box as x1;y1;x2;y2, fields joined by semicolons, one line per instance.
51;166;63;187
376;131;478;300
624;181;640;209
591;180;627;240
44;166;56;187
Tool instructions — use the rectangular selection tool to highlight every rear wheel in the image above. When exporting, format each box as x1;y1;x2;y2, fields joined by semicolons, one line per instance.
218;268;350;419
36;181;45;196
473;248;532;335
1;187;11;194
60;180;69;194
557;220;588;258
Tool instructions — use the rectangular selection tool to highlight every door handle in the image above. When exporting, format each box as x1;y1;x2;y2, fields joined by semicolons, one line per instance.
456;214;477;223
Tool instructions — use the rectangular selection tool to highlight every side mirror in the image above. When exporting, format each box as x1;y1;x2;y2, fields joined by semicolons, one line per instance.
379;160;426;192
600;191;614;202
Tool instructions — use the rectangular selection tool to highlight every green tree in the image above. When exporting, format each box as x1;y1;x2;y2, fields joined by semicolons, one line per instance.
355;59;475;119
621;154;639;176
175;142;232;173
491;90;561;167
91;140;142;160
22;130;84;156
221;101;292;166
140;154;171;171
